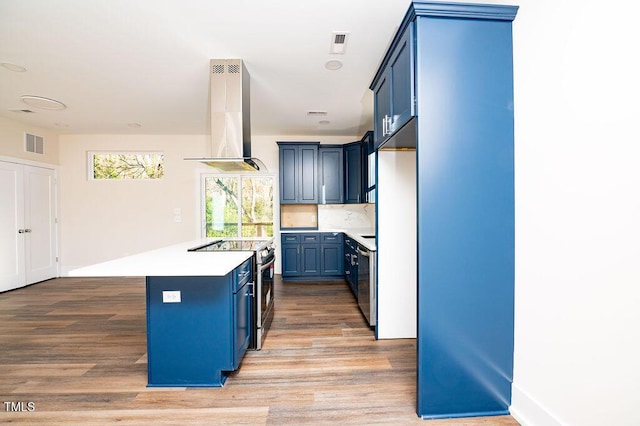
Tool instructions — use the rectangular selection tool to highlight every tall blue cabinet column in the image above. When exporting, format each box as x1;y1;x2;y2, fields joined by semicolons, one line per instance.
415;3;518;419
371;2;519;420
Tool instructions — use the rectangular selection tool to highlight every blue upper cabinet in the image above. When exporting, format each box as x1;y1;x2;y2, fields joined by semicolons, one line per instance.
371;21;415;149
318;145;344;204
343;142;363;204
278;142;319;204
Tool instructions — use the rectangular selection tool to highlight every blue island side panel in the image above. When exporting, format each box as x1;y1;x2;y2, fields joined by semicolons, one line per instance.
415;15;515;418
146;276;232;387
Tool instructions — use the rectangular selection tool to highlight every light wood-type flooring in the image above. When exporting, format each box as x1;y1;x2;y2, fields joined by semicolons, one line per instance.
0;276;519;425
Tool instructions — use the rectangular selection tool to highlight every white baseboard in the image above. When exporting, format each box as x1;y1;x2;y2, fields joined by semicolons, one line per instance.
510;383;563;426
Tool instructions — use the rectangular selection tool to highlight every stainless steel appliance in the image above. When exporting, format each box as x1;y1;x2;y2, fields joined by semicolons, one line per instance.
357;243;376;326
188;238;276;350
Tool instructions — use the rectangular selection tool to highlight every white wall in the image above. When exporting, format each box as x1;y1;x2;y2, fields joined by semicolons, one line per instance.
58;134;207;273
0;116;60;165
511;1;640;425
57;133;359;274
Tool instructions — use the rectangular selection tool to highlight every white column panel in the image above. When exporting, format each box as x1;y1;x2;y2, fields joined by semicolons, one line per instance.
376;150;416;339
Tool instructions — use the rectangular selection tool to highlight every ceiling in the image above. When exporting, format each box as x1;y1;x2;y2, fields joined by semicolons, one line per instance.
0;0;415;137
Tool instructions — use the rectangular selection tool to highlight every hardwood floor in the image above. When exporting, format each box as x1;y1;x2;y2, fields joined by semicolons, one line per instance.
0;276;519;425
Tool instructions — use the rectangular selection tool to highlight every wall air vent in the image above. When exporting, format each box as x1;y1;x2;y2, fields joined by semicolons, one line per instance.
25;132;44;154
330;31;350;54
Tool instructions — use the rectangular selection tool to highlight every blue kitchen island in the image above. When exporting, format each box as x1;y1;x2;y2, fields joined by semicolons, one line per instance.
69;239;254;387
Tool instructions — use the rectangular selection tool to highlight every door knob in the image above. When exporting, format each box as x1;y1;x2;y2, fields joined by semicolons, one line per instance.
18;229;25;234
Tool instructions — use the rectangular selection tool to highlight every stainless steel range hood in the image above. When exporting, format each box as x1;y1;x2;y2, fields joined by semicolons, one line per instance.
185;59;266;172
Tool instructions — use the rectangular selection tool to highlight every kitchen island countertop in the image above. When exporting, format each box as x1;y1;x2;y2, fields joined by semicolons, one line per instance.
68;238;254;277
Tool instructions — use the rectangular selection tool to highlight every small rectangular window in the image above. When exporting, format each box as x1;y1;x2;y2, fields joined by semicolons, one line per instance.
89;152;164;180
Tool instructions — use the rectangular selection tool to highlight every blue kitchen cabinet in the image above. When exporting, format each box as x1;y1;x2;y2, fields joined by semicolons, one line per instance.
371;1;518;420
281;233;320;278
320;232;344;277
145;257;253;387
371;21;415;149
344;236;358;296
281;233;301;276
281;232;343;280
277;142;319;204
300;236;321;275
318;145;344;204
344;142;363;204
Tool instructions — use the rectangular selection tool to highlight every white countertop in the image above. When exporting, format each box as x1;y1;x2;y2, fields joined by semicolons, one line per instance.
281;227;376;251
68;239;255;277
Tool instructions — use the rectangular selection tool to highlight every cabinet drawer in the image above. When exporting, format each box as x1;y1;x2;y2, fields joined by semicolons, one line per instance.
282;233;300;244
234;258;252;291
322;232;343;243
301;233;320;243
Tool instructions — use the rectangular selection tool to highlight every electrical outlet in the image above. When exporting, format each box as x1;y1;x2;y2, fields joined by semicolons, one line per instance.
162;291;181;303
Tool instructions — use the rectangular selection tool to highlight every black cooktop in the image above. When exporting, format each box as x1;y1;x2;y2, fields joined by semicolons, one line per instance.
188;239;271;252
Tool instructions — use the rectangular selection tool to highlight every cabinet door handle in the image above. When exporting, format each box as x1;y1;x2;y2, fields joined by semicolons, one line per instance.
383;115;395;136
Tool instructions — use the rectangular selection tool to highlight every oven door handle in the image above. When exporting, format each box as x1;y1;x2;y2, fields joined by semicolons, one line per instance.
259;256;276;272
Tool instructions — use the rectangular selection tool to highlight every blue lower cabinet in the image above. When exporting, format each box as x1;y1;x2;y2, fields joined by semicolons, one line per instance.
146;259;252;387
300;243;320;275
344;236;358;296
320;232;344;277
281;232;344;280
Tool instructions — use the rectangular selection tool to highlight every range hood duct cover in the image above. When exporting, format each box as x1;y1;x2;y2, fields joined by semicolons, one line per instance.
185;59;266;172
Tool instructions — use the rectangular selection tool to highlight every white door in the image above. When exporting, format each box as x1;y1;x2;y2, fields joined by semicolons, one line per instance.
0;161;26;291
0;161;57;291
24;165;57;284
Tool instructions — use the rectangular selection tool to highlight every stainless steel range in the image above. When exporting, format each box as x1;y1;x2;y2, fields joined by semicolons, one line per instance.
188;238;276;350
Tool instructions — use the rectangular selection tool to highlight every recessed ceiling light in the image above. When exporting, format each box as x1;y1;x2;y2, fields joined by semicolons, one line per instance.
325;60;343;70
318;120;330;125
1;63;27;72
20;95;66;110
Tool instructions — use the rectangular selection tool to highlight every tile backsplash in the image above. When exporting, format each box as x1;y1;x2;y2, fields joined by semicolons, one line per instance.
318;204;375;229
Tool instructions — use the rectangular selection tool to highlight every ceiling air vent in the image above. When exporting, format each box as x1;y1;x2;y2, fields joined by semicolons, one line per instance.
307;111;328;117
25;133;44;155
330;31;350;54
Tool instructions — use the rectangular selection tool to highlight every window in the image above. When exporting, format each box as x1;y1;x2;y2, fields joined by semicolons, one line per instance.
203;174;274;238
89;152;164;180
